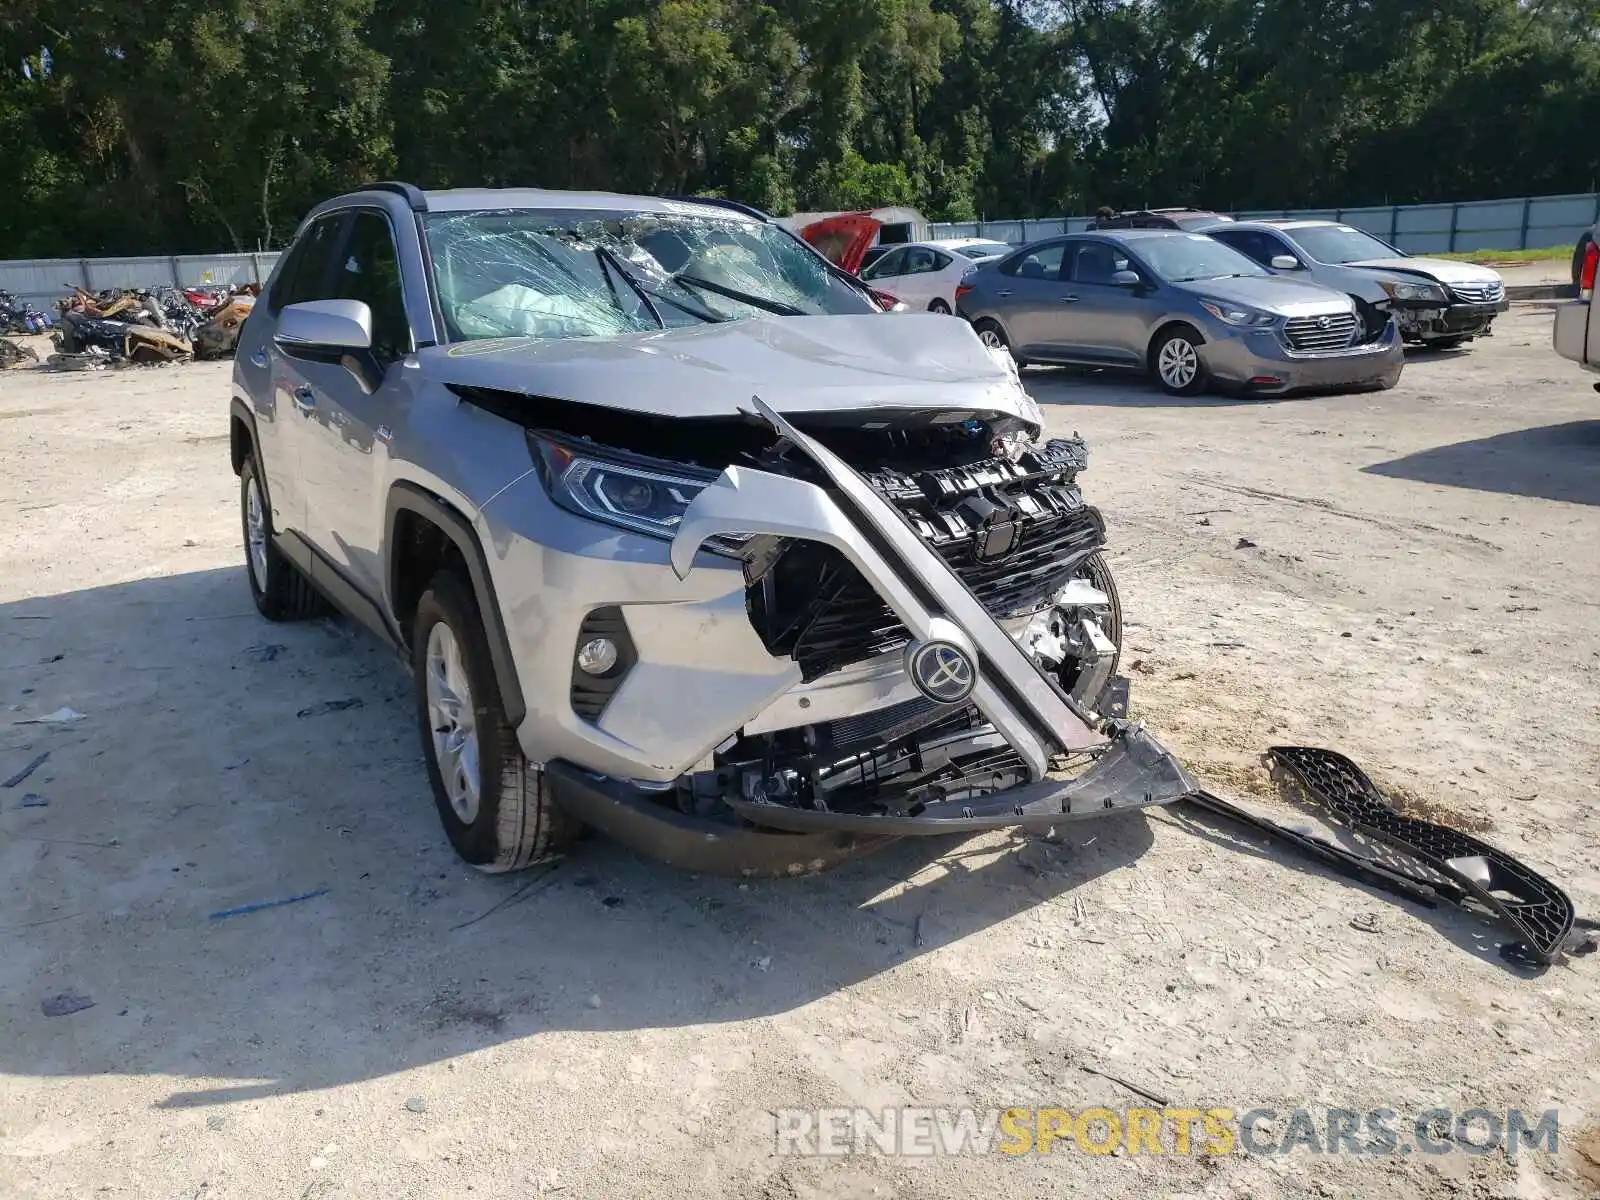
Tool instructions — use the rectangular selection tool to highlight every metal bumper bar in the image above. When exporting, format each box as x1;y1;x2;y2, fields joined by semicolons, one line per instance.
671;397;1108;782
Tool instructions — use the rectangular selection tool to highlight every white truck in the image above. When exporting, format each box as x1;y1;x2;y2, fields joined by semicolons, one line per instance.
1553;222;1599;388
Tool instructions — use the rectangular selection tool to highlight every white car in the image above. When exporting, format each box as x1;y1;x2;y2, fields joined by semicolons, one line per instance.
860;239;1013;313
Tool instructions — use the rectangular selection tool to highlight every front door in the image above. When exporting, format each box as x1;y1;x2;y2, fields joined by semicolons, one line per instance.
256;212;348;538
1055;240;1151;365
294;209;416;604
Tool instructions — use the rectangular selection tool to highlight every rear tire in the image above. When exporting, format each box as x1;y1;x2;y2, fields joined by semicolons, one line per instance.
972;317;1025;365
240;454;325;621
928;298;951;314
1150;325;1208;396
412;569;575;873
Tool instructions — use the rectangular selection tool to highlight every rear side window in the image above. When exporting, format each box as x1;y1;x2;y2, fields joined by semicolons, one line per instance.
330;212;411;362
269;215;345;315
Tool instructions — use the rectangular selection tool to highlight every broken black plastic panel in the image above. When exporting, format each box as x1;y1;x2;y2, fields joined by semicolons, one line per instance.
1268;745;1581;966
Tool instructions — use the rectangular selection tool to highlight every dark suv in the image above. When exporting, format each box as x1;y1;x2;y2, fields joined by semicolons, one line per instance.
1088;208;1235;232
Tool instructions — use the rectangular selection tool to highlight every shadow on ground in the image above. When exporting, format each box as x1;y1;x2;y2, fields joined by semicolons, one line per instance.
1022;366;1390;409
0;567;1153;1108
1362;419;1600;506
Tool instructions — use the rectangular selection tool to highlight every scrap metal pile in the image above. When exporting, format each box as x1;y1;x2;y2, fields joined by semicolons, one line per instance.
47;283;258;370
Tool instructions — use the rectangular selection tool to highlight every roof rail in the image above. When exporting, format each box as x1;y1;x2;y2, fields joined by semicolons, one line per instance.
659;194;772;222
356;181;429;212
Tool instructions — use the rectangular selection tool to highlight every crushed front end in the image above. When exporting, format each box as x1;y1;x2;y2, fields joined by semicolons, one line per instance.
506;391;1193;871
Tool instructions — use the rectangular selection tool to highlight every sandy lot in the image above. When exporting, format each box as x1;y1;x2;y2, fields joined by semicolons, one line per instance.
2;305;1598;1199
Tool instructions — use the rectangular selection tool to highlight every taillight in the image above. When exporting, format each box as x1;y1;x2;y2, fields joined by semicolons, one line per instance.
1581;240;1597;301
870;289;907;313
955;283;973;303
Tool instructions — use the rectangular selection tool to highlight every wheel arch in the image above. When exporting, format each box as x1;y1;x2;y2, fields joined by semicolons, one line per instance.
385;481;527;728
229;397;258;477
1146;318;1206;367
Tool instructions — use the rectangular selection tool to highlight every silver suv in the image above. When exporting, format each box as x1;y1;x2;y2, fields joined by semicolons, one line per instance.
230;183;1191;875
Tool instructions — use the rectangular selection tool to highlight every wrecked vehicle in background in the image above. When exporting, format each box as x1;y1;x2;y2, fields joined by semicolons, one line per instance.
0;289;52;335
50;283;257;366
228;183;1191;876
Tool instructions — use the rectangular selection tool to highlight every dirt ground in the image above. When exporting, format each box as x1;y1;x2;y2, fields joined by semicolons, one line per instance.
2;303;1598;1199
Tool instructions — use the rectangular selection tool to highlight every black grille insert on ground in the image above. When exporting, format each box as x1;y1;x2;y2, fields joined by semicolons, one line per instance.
1268;745;1579;966
570;607;636;721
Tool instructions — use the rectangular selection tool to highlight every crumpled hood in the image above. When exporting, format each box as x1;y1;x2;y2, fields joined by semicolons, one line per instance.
416;313;1041;426
1347;257;1503;287
1181;274;1353;317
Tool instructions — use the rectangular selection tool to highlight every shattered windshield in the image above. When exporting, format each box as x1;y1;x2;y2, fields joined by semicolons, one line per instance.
424;208;875;341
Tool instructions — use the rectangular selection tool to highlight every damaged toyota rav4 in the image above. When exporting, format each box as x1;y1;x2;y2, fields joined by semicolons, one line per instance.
229;183;1193;875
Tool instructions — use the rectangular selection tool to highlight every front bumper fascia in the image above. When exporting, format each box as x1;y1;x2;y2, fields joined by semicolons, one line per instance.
1201;319;1404;393
542;722;1190;874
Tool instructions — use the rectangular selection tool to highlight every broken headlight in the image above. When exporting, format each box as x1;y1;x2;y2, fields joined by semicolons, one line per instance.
1379;279;1447;303
531;434;745;553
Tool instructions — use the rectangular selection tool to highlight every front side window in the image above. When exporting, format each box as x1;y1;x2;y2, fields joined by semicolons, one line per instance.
425;208;875;342
1068;242;1132;285
862;248;907;280
270;215;345;314
1211;229;1281;266
331;212;411;362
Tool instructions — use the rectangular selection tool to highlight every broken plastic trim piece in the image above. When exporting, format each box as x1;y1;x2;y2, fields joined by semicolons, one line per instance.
1268;745;1582;966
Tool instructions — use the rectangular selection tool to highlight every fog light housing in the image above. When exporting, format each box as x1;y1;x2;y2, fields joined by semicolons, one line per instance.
576;637;619;676
571;608;636;721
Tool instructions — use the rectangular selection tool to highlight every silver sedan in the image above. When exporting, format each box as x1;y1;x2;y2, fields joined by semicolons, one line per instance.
955;230;1404;396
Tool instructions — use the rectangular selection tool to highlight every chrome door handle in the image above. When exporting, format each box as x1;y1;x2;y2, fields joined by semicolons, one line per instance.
996;290;1013;297
250;347;269;368
292;385;316;412
1060;295;1081;303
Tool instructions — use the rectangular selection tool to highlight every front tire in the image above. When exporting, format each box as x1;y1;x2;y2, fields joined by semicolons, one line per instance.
1150;325;1208;396
412;570;575;873
240;455;325;621
1421;336;1467;351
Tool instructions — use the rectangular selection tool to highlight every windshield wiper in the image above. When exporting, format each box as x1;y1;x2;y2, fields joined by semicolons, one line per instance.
594;245;667;329
595;246;727;325
673;273;806;318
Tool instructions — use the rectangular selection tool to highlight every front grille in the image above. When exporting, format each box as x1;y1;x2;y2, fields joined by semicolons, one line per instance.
1283;312;1359;352
749;437;1106;681
1448;282;1504;305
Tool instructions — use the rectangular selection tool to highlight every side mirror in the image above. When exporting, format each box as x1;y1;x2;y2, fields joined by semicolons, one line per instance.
276;299;372;354
1269;254;1301;270
1110;269;1142;287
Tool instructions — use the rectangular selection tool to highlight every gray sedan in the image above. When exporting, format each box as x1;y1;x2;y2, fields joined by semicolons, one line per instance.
955;230;1404;396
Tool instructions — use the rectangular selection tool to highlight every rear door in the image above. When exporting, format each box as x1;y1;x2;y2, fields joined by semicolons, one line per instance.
1056;240;1152;365
989;241;1071;357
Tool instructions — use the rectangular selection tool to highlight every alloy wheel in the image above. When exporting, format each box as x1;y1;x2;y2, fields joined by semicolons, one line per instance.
426;621;481;824
1158;337;1199;389
245;475;269;590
